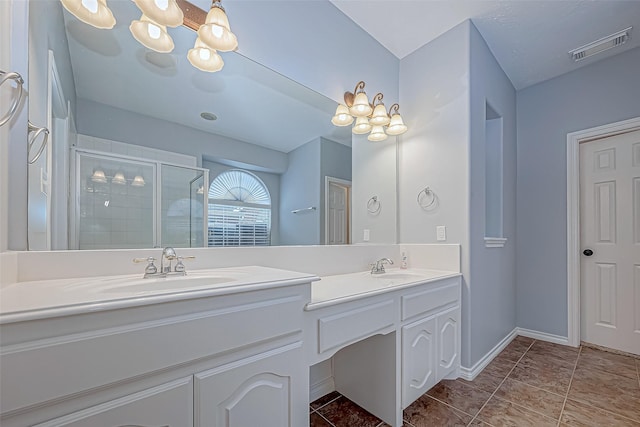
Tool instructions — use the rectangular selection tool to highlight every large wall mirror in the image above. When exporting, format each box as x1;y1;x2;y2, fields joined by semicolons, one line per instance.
26;0;397;250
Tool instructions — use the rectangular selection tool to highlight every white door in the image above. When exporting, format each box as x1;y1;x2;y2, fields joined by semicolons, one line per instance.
326;179;350;245
580;129;640;355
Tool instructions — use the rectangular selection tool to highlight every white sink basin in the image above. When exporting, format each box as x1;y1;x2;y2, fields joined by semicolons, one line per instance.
100;276;235;294
370;272;424;281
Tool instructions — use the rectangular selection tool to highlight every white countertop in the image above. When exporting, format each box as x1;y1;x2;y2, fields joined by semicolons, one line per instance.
0;266;319;324
306;268;461;310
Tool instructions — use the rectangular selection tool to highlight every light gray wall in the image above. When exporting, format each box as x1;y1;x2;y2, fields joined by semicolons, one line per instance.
516;46;640;336
320;138;352;244
398;21;472;364
469;23;517;365
280;138;322;245
76;99;288;173
204;160;281;246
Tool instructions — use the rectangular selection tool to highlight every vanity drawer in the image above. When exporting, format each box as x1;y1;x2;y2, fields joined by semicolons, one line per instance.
401;278;460;321
318;299;394;354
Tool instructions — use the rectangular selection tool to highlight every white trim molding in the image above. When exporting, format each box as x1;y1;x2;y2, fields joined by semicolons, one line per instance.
309;376;335;403
484;237;507;248
459;328;518;381
566;116;640;348
516;328;569;346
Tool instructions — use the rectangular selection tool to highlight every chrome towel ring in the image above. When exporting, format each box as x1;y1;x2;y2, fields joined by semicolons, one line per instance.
417;187;436;209
367;196;381;214
27;121;50;165
0;70;25;127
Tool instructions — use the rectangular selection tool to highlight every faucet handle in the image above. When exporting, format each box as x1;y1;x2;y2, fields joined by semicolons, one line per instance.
133;257;157;275
133;257;155;263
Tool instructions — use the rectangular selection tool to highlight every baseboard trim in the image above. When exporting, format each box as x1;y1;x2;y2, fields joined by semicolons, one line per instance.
459;328;518;381
309;376;335;403
516;328;570;346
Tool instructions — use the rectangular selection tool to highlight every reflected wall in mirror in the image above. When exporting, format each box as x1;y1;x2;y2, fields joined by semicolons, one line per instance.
26;0;395;250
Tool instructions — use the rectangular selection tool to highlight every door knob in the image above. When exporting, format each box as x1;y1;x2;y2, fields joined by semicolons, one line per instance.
583;249;594;256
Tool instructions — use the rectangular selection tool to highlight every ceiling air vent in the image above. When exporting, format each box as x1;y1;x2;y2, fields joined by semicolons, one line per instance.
569;27;632;62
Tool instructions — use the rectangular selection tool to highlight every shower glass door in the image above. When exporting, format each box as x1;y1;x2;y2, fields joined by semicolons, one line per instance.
160;164;207;248
74;152;156;249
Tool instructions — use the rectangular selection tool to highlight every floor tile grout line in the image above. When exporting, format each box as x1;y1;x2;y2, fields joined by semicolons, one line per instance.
556;345;582;427
505;376;567;399
311;393;343;412
311;408;337;427
424;394;479;419
466;339;537;426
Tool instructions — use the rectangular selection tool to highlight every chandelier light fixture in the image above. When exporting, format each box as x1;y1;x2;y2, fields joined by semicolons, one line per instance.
331;81;407;141
60;0;238;72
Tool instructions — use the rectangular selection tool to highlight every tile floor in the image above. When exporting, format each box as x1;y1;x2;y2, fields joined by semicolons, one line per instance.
309;336;640;426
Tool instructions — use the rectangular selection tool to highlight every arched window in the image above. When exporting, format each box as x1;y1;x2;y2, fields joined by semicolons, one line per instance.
207;170;271;246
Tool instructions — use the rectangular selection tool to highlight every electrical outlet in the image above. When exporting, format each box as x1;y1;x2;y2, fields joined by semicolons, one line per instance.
363;229;370;242
436;226;446;241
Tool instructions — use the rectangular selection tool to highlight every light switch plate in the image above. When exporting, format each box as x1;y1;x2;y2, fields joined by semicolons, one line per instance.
436;226;446;241
363;229;370;242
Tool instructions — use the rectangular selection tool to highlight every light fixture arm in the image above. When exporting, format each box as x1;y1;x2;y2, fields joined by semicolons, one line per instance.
388;103;400;116
372;93;384;106
344;80;367;107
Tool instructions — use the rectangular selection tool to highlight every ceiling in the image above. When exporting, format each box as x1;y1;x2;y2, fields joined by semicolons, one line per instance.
329;0;640;89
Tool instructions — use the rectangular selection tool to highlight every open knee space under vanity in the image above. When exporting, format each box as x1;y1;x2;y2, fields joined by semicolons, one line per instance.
306;271;462;427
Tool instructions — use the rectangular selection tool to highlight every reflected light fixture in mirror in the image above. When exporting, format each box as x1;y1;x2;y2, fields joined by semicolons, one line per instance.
132;175;146;187
112;172;127;185
130;15;175;53
91;169;107;183
60;0;238;72
134;0;184;27
60;0;116;29
188;38;224;72
331;81;407;140
197;0;238;52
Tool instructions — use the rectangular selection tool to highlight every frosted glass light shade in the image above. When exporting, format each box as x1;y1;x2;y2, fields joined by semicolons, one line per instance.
370;103;390;126
133;0;184;27
198;4;238;52
132;175;146;187
331;104;354;126
352;117;372;135
130;15;175;53
188;38;224;72
60;0;115;29
112;172;126;185
349;92;372;117
368;125;388;142
91;169;107;183
386;113;408;135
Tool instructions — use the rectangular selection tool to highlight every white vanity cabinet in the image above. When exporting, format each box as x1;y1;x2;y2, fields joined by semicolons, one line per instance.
33;378;193;427
307;272;461;426
195;342;306;427
0;271;314;427
400;278;461;408
401;315;437;408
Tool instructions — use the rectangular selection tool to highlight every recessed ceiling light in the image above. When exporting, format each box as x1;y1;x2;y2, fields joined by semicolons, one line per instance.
569;27;632;62
200;112;218;121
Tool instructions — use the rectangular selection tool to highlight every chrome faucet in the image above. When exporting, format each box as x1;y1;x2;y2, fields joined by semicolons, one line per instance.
370;258;393;274
160;247;177;274
133;247;195;278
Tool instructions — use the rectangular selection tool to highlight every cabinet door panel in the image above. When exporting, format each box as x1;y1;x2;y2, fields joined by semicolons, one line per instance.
437;306;460;381
34;378;193;427
195;343;306;427
401;316;436;409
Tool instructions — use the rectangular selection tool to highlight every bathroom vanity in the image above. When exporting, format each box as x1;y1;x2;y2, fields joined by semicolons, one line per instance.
0;264;461;427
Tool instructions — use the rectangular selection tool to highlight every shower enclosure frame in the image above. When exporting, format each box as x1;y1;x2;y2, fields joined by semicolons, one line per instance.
70;147;208;250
